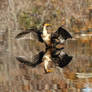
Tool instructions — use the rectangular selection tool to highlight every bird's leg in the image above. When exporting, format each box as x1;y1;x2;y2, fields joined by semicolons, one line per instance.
46;69;53;73
44;68;53;73
44;60;53;73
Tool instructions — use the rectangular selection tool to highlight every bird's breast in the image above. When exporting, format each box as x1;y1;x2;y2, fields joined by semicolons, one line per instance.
42;34;50;41
42;34;52;46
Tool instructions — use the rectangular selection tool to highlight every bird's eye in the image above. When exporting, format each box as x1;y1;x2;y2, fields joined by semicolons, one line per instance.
46;26;51;30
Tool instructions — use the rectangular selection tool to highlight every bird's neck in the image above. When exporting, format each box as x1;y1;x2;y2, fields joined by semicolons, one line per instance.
43;26;48;36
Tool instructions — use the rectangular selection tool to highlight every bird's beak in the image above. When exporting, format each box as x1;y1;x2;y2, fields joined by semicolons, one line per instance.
44;23;52;27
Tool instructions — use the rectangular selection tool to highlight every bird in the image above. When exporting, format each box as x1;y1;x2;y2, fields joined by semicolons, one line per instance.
15;23;72;73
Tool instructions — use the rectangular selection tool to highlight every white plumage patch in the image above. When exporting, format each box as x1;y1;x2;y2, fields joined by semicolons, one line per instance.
42;34;50;41
42;25;51;43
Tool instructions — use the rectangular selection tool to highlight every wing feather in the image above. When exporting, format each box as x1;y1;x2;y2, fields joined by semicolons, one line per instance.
51;27;72;45
15;28;43;42
55;27;72;39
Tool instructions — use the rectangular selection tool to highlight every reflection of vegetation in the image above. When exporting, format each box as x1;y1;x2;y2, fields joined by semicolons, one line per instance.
33;73;42;79
64;70;78;80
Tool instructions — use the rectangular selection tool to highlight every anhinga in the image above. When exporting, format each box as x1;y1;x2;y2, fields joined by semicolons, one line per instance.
16;23;72;73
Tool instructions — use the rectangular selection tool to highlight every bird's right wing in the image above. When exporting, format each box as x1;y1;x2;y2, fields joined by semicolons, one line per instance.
52;27;72;40
16;51;45;67
15;28;43;42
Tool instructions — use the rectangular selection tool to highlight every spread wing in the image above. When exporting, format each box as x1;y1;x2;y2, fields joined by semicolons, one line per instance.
51;27;72;44
15;28;43;42
51;49;72;68
16;51;45;67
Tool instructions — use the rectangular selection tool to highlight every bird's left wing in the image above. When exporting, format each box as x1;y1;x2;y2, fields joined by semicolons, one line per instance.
16;51;45;67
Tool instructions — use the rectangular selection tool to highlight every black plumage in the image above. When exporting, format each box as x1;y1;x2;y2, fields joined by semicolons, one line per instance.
52;27;72;40
15;28;43;42
51;27;72;46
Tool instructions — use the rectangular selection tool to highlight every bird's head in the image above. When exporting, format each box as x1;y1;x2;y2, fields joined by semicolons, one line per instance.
43;23;52;34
